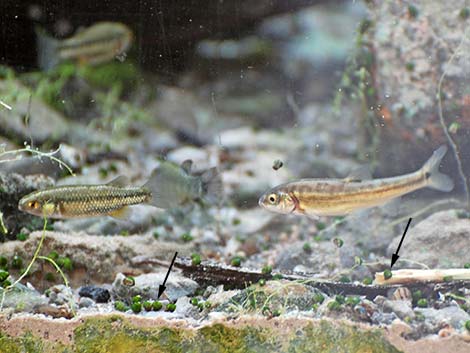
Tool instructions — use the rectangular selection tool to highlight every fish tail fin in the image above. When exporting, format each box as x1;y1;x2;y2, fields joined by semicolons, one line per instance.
35;26;60;71
200;167;223;205
422;145;454;192
143;166;179;210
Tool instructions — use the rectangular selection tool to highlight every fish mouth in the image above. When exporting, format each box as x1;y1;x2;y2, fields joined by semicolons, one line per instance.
258;194;266;207
18;198;26;212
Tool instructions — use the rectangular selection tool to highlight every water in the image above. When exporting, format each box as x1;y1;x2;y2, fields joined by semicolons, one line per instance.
1;1;469;352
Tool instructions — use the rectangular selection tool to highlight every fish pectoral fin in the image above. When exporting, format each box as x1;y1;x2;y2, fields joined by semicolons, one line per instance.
302;210;320;221
344;165;372;182
107;175;130;187
108;206;132;220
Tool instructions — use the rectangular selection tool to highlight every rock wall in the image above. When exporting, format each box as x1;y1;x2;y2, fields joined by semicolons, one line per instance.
365;1;470;182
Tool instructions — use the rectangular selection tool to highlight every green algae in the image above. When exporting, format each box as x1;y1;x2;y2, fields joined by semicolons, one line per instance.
0;315;402;353
289;321;402;353
78;61;139;90
0;332;66;353
198;324;277;353
74;316;191;353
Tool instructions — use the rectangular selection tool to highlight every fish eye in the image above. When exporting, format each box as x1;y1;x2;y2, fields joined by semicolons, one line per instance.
268;193;277;204
28;201;39;209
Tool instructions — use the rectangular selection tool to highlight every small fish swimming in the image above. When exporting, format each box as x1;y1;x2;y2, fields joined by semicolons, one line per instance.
259;145;454;217
18;160;221;219
36;22;133;70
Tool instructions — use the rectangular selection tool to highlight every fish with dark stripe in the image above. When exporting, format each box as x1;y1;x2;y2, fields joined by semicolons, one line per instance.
19;160;221;219
259;145;454;217
36;22;133;70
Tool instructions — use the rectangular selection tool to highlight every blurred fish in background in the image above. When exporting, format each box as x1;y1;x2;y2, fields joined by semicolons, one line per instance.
36;22;133;70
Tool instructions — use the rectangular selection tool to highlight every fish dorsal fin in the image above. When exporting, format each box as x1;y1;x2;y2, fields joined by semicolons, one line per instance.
344;165;372;182
180;160;193;174
108;206;132;220
107;175;129;187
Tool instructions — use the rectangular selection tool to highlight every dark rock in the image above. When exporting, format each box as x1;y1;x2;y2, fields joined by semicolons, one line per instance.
79;285;110;303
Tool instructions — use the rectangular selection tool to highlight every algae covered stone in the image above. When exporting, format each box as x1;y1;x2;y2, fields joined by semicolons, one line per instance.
0;314;403;353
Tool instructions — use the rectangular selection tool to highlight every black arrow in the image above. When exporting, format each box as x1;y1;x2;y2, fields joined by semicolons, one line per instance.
390;218;412;268
158;252;178;299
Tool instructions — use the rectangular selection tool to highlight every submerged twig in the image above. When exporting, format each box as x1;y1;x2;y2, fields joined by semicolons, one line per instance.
0;144;75;176
0;100;12;110
0;209;70;312
437;28;470;210
6;216;49;290
0;216;49;310
38;256;69;288
375;268;470;285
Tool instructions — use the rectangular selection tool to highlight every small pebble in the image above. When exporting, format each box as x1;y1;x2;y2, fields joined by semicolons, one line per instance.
78;285;110;303
79;297;95;308
272;159;283;170
391;287;412;301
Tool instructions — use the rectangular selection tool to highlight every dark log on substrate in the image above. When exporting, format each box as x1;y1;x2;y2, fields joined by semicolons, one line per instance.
134;257;470;301
358;1;470;197
0;0;341;72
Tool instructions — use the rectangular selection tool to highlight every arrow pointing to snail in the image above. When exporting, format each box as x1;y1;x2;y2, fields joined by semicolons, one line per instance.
390;218;412;269
158;252;178;299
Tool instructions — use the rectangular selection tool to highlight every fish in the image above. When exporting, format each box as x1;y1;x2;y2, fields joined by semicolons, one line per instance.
259;145;454;218
36;22;133;70
18;160;222;219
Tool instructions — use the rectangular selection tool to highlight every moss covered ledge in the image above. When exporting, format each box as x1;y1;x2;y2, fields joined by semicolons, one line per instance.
0;313;403;353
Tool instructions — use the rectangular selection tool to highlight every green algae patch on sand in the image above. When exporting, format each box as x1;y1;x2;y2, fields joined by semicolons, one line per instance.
0;315;402;353
73;316;401;353
288;320;403;353
197;323;279;353
0;331;67;353
73;317;279;353
73;315;194;353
